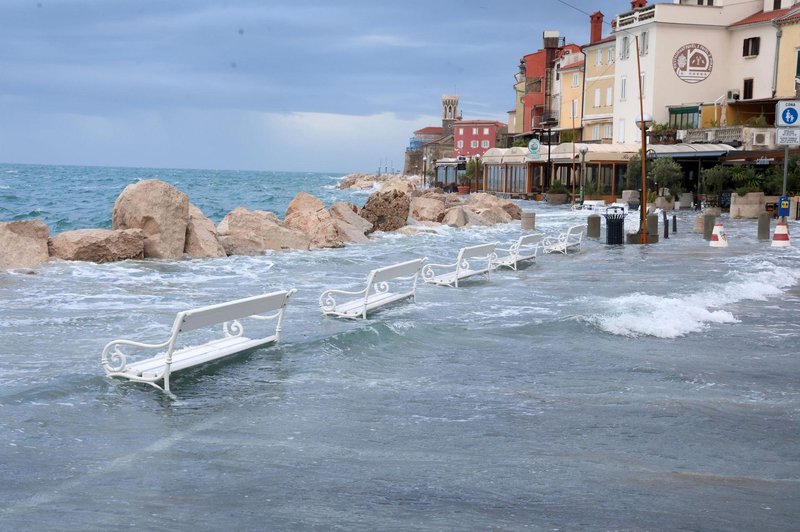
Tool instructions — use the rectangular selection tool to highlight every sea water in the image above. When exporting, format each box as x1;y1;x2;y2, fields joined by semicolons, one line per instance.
1;163;799;530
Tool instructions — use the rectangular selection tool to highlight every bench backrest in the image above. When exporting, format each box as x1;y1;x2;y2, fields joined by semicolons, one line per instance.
567;225;585;242
517;233;543;248
174;289;296;334
368;258;426;285
458;242;496;261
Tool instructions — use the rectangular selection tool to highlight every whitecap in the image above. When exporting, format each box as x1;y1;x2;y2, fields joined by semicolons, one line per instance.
583;261;800;338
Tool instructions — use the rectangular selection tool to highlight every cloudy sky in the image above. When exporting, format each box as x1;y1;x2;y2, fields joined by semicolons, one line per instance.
0;0;632;173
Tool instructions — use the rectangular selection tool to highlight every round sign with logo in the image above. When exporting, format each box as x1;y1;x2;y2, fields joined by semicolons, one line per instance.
672;43;713;84
528;138;540;155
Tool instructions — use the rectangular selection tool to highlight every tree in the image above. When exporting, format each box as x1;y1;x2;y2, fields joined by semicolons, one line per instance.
701;165;730;195
462;158;483;185
650;157;683;197
625;153;641;190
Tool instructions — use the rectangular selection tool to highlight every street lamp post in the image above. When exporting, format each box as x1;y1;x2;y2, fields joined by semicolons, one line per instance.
579;144;589;204
635;113;653;244
422;156;427;188
541;117;559;191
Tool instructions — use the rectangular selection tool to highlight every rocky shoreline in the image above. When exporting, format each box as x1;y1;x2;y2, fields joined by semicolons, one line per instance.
0;173;522;271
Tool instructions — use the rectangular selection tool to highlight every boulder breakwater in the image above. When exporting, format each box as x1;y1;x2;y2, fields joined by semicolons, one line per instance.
0;173;521;271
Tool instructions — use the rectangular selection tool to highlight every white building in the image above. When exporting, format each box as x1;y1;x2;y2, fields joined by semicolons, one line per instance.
611;0;800;144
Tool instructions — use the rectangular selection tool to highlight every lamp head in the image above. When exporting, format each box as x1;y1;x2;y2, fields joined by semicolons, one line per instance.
635;113;653;130
579;144;589;155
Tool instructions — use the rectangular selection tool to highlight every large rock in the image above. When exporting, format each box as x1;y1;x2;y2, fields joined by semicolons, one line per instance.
360;190;411;233
48;228;144;263
471;206;512;225
381;177;416;195
0;220;50;270
466;193;521;220
410;197;446;223
184;204;226;258
284;192;343;249
442;206;468;228
217;207;310;255
330;202;371;244
112;179;189;259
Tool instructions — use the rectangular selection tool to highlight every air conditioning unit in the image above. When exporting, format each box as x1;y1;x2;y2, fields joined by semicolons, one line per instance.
726;89;740;102
752;131;772;146
676;129;687;141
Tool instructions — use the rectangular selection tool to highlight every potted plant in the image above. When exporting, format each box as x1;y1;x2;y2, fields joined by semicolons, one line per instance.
457;173;472;195
546;180;568;205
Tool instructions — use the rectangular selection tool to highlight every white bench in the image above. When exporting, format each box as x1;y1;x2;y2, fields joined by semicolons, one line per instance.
542;224;585;254
101;289;297;395
493;233;543;270
422;243;497;287
319;258;426;319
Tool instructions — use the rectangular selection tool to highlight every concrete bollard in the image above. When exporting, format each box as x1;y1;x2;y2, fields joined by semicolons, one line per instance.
693;214;705;233
647;213;659;243
703;214;717;241
521;211;536;231
758;212;771;241
587;214;601;239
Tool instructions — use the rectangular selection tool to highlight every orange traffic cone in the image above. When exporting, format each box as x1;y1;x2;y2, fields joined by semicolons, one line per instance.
710;222;728;248
771;221;790;248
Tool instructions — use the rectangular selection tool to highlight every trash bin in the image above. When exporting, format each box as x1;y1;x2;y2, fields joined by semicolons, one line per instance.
603;206;627;245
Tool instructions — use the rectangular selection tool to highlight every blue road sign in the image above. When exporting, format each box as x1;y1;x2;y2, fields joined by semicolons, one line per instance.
783;107;798;126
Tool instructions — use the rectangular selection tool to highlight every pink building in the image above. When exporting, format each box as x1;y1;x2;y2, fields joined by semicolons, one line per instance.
452;120;508;158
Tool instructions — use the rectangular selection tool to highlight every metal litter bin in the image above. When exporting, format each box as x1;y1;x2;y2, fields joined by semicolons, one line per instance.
603;206;627;245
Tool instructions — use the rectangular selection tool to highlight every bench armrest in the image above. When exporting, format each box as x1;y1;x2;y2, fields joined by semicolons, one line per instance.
421;261;458;280
319;286;369;312
101;337;173;374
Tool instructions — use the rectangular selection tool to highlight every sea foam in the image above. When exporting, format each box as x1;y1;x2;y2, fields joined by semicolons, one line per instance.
585;261;800;338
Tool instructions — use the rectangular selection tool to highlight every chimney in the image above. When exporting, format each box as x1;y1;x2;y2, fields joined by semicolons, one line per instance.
631;0;647;9
590;11;604;44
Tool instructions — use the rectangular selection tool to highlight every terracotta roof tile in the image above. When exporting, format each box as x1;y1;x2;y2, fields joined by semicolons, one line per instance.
730;6;793;27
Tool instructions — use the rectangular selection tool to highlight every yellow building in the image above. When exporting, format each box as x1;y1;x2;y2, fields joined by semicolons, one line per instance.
557;55;585;141
775;8;800;98
581;12;615;143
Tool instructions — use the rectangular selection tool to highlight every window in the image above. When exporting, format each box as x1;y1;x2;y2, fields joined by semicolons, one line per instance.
470;140;478;148
620;76;627;101
481;140;490;148
555;71;560;81
592;125;600;140
774;0;782;9
640;31;649;56
743;37;760;57
743;78;754;100
607;47;614;64
572;73;579;87
668;107;700;129
606;87;613;106
594;88;601;107
796;49;800;77
457;140;464;148
458;128;463;135
483;127;489;135
698;0;713;4
617;119;625;143
472;127;478;135
621;36;630;60
596;49;602;66
604;124;613;139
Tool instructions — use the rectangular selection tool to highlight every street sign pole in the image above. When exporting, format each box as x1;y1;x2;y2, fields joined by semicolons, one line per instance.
776;100;799;223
